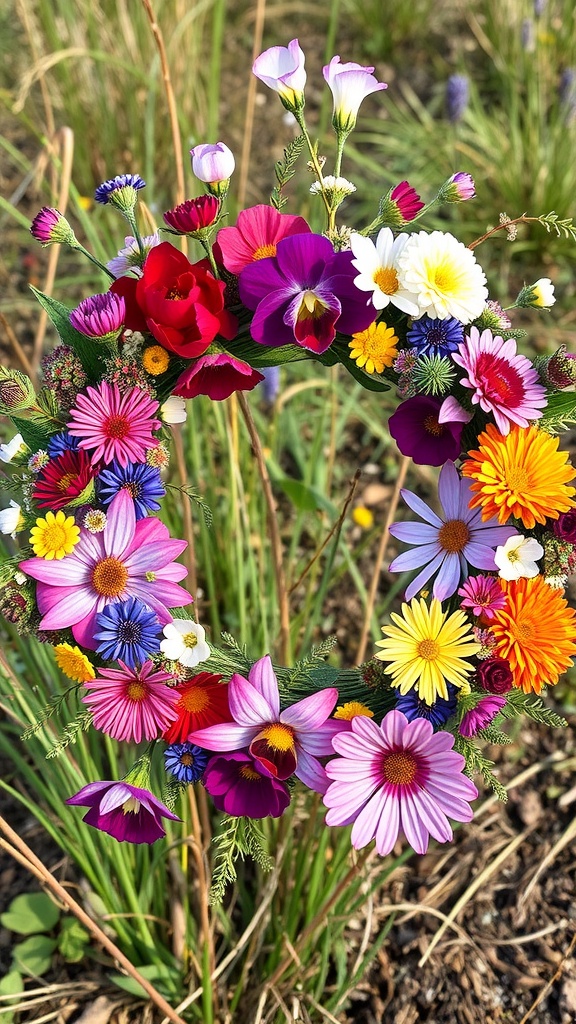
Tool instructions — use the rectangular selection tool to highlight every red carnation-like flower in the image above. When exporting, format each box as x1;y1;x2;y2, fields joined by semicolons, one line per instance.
162;671;230;744
111;241;237;359
163;196;220;234
32;449;96;510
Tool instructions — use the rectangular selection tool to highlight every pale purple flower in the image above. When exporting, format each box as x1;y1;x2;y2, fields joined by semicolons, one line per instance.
446;74;469;122
252;39;306;111
190;143;235;184
323;56;387;132
459;696;506;737
389;460;517;601
188;655;341;794
107;232;161;278
324;711;478;856
66;780;179;844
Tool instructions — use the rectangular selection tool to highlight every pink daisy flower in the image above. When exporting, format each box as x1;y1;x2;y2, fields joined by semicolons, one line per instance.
19;489;191;648
458;574;507;620
67;381;161;467
82;660;179;743
452;327;547;435
216;204;311;275
324;710;478;856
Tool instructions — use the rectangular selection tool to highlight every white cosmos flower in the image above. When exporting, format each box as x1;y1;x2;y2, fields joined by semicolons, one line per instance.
160;620;211;668
0;500;22;538
161;397;187;424
396;230;488;323
495;535;544;581
0;434;25;463
532;278;556;308
350;228;420;315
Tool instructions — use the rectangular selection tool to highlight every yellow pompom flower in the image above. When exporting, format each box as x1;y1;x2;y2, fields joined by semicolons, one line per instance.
334;701;374;721
54;643;96;682
30;510;80;560
352;505;374;529
142;345;170;376
348;321;398;374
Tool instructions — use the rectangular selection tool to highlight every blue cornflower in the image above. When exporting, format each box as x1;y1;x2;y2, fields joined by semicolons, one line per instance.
94;174;146;209
94;597;161;668
97;460;165;520
164;743;209;784
47;431;80;458
406;315;464;357
395;684;458;729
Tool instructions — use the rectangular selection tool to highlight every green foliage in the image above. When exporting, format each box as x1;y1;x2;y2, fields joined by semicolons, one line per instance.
454;734;508;801
29;286;107;381
503;689;568;728
1;892;60;934
0;968;23;1024
21;685;81;740
210;815;274;906
12;935;57;977
270;135;306;210
57;917;91;963
45;709;93;757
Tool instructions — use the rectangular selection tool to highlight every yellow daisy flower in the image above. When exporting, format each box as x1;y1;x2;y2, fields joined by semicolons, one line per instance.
348;321;398;374
142;345;170;376
334;701;374;721
375;597;481;705
54;643;95;683
30;510;80;560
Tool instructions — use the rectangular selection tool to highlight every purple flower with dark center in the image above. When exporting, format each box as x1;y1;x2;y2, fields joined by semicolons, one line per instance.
406;315;464;356
47;431;80;458
164;742;209;784
395;684;458;728
97;459;165;520
203;751;291;818
94;596;162;668
389;460;517;601
66;780;180;844
459;695;506;737
388;395;466;466
239;233;374;354
94;174;146;207
70;293;126;340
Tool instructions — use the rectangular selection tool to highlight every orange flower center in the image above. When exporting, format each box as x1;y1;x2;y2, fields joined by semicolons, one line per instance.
239;764;261;781
180;686;209;713
103;414;131;440
382;750;418;785
180;752;194;767
373;266;399;295
92;556;129;597
166;287;186;300
505;465;530;492
253;243;277;260
57;472;77;492
510;620;533;642
438;519;470;553
423;414;444;437
126;682;147;701
417;639;440;661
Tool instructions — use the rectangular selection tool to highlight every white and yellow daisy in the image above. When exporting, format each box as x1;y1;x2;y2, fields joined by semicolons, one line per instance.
396;230;488;323
350;228;420;315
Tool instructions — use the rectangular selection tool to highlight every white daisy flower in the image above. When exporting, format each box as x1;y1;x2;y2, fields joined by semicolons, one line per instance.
160;620;211;668
494;535;544;581
350;228;420;315
396;230;488;323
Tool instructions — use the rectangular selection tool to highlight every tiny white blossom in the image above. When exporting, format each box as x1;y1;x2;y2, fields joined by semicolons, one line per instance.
350;228;420;316
495;535;544;581
310;176;356;196
0;434;25;463
160;620;211;668
0;500;22;538
161;397;187;424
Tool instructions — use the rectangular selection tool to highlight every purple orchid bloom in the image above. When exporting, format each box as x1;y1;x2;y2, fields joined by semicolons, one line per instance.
238;233;374;354
66;780;180;844
389;460;517;601
188;655;341;794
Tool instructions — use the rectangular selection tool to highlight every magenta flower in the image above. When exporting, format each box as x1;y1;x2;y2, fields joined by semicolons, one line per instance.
203;752;291;818
82;661;179;743
389;460;516;601
389;181;424;222
30;207;75;245
452;327;547;434
445;171;475;201
459;695;506;738
252;39;306;111
188;655;340;794
67;381;161;468
19;489;191;648
239;233;374;354
190;143;235;184
163;195;220;234
458;574;507;620
173;350;264;401
323;56;387;132
388;395;465;466
70;293;126;340
217;205;311;275
324;710;478;856
66;781;180;844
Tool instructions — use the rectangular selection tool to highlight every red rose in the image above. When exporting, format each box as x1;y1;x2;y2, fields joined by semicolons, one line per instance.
111;241;236;358
476;657;513;695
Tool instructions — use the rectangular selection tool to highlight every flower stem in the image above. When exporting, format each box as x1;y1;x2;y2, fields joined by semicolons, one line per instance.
295;112;332;225
71;242;115;280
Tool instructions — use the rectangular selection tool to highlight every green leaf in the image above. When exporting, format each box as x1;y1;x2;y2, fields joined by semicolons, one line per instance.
10;415;55;452
29;286;108;381
0;968;24;1024
58;917;90;963
1;892;61;935
12;934;57;977
276;476;336;513
109;963;180;999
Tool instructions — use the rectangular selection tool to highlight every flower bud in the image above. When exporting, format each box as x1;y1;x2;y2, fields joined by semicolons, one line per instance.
253;39;306;113
0;500;24;538
0;433;28;464
323;56;387;134
30;207;76;246
190;143;235;197
163;195;220;235
439;171;476;204
94;174;146;212
545;346;576;389
69;292;126;341
515;277;556;309
0;368;36;413
377;181;424;226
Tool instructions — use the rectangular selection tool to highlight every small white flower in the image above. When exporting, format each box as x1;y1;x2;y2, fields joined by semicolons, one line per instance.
310;176;356;196
161;396;187;424
160;620;211;668
532;277;556;308
495;535;544;581
0;433;25;463
350;228;420;315
396;230;488;323
0;500;22;538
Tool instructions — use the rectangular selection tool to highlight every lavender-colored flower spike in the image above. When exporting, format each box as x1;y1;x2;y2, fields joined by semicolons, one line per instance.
559;68;576;123
260;365;280;404
445;75;469;123
533;0;546;16
521;18;535;52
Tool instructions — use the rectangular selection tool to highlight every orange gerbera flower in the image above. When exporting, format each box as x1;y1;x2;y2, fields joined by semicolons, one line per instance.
490;576;576;693
462;423;576;528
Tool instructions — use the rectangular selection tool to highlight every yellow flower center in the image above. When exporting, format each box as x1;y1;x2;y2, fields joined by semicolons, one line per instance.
382;750;418;785
180;687;209;713
433;261;458;293
183;631;198;649
438;519;470;553
57;472;77;492
142;345;170;376
258;723;295;752
297;290;326;320
417;638;440;661
122;797;141;815
239;764;261;781
373;266;399;295
41;523;68;550
126;682;147;701
92;556;129;597
253;243;277;260
510;621;533;642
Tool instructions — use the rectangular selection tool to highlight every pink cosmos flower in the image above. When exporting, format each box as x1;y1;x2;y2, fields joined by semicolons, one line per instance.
458;574;507;619
19;489;191;648
459;695;506;737
188;655;341;794
66;781;180;844
67;381;161;468
82;660;179;743
452;327;547;434
173;350;264;401
217;205;311;275
324;710;478;856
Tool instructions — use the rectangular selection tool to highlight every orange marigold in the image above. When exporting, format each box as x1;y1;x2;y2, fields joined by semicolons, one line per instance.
462;423;576;528
490;576;576;693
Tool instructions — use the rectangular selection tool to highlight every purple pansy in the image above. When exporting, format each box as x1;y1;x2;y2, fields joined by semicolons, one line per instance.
238;233;374;354
66;780;180;844
203;752;291;818
388;394;468;466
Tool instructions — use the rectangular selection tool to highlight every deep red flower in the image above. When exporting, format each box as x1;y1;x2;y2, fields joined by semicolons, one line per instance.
111;242;237;359
32;449;96;510
162;671;230;744
173;351;264;401
163;196;220;234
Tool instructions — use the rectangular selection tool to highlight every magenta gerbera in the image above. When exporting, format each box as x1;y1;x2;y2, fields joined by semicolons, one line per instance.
188;655;341;794
82;660;179;743
216;204;311;275
66;780;179;844
19;489;191;648
324;710;478;856
458;574;507;620
452;327;547;434
67;381;161;468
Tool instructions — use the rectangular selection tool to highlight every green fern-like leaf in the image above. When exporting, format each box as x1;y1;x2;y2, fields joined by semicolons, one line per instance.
166;484;213;528
45;710;93;758
209;815;274;905
270;135;306;210
505;690;567;728
538;211;576;242
21;685;81;740
454;735;508;801
242;818;274;873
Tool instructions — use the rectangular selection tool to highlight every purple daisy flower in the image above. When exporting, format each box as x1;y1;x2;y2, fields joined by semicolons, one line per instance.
94;174;146;207
94;596;162;668
238;233;374;354
66;780;180;844
70;293;126;340
389;460;517;601
395;684;458;729
164;742;209;784
406;315;464;357
97;459;166;520
203;751;291;818
388;395;466;466
459;695;506;737
47;431;80;458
